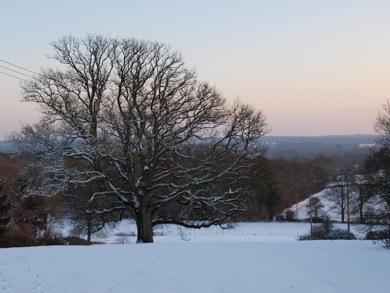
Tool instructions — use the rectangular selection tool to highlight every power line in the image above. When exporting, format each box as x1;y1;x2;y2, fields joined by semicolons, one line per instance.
0;71;27;81
0;59;39;75
0;65;33;78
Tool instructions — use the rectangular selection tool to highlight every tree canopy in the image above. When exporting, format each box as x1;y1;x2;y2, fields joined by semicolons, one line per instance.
10;35;270;243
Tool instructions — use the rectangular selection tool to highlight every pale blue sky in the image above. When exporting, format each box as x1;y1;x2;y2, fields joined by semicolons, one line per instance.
1;0;390;139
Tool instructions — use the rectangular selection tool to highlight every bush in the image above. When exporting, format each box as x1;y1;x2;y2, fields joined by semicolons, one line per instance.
114;230;135;244
0;223;38;247
365;230;382;240
0;223;65;247
275;214;285;222
44;235;65;246
114;231;136;237
63;236;91;245
298;228;357;241
322;217;334;234
311;225;327;236
285;210;296;222
366;225;390;248
311;216;325;223
116;236;131;244
298;219;355;241
325;229;357;240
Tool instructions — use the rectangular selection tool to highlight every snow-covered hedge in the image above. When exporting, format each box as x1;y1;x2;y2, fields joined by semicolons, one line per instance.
298;228;357;241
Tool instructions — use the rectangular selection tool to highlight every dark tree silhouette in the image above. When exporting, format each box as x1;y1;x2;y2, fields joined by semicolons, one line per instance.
10;35;269;243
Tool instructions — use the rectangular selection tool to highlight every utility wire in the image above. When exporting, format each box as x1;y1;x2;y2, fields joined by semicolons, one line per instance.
0;71;27;81
0;65;33;78
0;59;39;75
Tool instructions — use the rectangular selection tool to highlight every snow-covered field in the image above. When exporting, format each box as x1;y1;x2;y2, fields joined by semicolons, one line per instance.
103;221;364;244
0;222;388;293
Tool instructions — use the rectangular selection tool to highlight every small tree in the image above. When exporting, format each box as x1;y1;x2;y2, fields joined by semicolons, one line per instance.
66;183;122;244
306;197;324;220
351;172;373;224
322;216;334;234
325;181;348;222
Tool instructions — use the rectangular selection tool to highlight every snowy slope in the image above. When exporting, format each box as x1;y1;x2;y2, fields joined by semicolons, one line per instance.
283;189;356;222
0;222;388;293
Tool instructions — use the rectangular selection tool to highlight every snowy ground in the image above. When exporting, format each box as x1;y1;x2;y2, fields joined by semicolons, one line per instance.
101;220;365;244
0;222;388;293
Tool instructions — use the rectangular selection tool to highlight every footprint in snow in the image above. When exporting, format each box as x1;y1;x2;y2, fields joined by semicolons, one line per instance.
34;276;41;285
33;274;44;291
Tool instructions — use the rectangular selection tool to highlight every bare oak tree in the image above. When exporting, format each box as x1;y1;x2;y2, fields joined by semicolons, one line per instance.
9;35;269;243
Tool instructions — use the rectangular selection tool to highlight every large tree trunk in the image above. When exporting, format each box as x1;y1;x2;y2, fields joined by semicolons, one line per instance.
135;207;154;243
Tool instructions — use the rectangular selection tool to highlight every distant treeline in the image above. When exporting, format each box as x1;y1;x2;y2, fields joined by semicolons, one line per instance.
256;134;377;160
259;134;377;144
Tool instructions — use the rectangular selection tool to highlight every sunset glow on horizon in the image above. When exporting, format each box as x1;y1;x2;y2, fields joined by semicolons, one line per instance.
1;0;389;139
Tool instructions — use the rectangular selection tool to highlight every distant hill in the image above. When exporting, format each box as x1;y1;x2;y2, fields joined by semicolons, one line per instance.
0;134;379;155
259;134;378;159
0;141;13;152
259;134;378;144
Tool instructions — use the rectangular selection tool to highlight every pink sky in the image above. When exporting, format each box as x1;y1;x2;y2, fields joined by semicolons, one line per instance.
1;1;389;139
